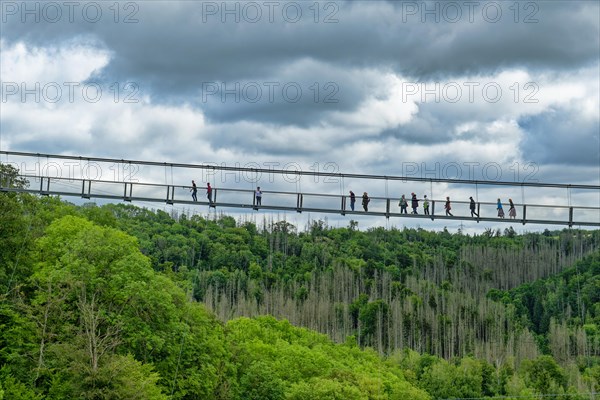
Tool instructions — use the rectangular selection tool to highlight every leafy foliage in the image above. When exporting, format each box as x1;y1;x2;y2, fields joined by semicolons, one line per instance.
1;190;599;398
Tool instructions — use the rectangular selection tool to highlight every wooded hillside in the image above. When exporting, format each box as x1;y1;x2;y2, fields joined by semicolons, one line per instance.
1;164;599;398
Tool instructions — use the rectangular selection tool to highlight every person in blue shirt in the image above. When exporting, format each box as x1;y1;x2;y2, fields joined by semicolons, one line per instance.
497;198;504;218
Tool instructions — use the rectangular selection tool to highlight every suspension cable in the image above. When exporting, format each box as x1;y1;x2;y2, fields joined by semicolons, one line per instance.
4;150;598;189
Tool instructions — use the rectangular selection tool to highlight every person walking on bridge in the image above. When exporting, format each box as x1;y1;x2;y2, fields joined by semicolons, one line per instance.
254;187;262;210
362;192;370;212
190;180;197;202
445;196;453;216
399;194;408;214
470;196;479;217
497;198;504;218
207;183;214;207
349;190;356;211
508;198;516;219
423;195;430;215
411;193;419;214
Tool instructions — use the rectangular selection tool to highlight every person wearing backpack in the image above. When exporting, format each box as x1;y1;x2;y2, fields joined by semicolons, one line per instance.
362;192;370;212
399;194;408;214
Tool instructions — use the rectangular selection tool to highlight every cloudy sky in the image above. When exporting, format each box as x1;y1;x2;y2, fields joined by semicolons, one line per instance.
1;0;598;231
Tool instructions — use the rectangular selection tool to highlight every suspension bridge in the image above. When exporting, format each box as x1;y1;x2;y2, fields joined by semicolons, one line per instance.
1;151;599;227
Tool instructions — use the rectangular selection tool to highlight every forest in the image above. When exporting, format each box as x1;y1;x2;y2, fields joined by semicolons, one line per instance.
1;163;599;399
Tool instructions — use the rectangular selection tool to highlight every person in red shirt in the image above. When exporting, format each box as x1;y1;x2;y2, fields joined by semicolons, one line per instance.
206;183;213;207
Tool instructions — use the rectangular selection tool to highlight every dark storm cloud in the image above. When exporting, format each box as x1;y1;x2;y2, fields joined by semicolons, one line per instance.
519;108;600;167
194;63;361;126
531;164;600;186
380;95;517;146
380;106;453;145
2;1;597;129
2;1;598;93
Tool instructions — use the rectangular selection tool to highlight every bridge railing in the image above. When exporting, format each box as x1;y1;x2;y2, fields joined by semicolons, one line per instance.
1;173;599;227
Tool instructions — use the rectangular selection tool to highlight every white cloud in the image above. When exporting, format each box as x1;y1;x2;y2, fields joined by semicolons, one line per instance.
328;73;419;132
0;39;110;84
